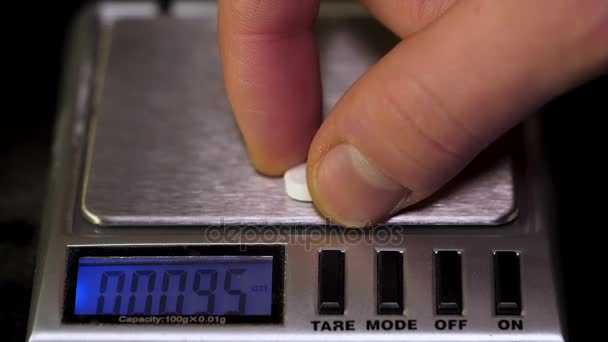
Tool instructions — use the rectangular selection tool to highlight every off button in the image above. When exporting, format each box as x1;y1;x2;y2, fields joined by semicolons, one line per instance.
434;251;463;315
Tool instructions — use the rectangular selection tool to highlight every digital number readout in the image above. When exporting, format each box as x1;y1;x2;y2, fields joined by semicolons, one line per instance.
73;256;273;316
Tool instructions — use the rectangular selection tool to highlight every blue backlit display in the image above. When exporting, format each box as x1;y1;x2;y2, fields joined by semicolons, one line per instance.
74;256;273;316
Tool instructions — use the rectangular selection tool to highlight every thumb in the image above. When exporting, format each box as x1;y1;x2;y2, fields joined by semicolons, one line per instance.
307;0;607;227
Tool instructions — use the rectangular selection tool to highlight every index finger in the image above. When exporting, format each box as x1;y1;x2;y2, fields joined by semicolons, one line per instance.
218;0;322;176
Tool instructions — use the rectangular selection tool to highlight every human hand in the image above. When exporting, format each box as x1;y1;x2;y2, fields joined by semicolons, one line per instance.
218;0;607;227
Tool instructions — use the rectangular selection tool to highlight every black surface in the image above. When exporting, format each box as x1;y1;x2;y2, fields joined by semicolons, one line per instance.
318;250;345;315
434;251;463;315
376;251;404;315
3;1;87;341
493;251;522;315
541;75;608;342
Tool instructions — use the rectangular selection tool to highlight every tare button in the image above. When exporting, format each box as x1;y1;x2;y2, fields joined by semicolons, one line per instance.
318;250;345;315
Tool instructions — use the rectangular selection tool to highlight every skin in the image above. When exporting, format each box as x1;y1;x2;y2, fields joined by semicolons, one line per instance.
219;0;608;227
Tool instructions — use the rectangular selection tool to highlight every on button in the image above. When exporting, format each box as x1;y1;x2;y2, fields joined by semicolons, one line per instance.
494;251;522;315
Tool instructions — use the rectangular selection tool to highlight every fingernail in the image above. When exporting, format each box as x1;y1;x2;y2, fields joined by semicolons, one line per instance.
312;144;411;227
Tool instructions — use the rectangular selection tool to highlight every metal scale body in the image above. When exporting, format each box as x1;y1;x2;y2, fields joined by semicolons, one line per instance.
27;1;564;341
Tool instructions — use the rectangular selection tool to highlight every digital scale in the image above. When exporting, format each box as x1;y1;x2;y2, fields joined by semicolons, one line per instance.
27;1;565;341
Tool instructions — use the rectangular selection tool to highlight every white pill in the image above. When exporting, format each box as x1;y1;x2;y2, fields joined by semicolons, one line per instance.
284;163;312;202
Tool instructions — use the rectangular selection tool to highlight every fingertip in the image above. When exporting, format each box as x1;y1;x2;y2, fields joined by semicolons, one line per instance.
308;142;410;227
241;112;318;176
248;150;306;177
219;0;323;180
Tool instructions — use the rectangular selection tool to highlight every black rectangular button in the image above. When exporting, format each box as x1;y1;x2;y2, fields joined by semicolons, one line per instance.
494;251;522;315
318;250;345;315
377;251;404;314
435;251;463;315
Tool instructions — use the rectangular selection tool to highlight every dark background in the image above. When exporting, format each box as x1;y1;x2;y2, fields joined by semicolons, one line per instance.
2;1;606;341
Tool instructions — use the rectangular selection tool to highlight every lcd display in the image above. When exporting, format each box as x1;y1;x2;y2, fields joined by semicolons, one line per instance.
73;256;273;316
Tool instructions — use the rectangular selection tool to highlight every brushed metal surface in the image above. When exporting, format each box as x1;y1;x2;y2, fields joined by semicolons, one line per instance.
82;2;516;226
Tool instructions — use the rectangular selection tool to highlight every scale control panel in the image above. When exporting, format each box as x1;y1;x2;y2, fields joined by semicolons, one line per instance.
61;246;525;328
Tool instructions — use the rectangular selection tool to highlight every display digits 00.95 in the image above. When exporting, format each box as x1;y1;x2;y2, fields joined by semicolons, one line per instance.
73;257;274;316
96;268;246;315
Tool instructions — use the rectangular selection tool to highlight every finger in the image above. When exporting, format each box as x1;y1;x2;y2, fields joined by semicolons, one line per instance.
218;0;322;176
360;0;456;37
308;0;608;227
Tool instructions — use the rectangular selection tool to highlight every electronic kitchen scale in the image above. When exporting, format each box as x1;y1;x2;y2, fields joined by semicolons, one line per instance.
27;1;565;341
